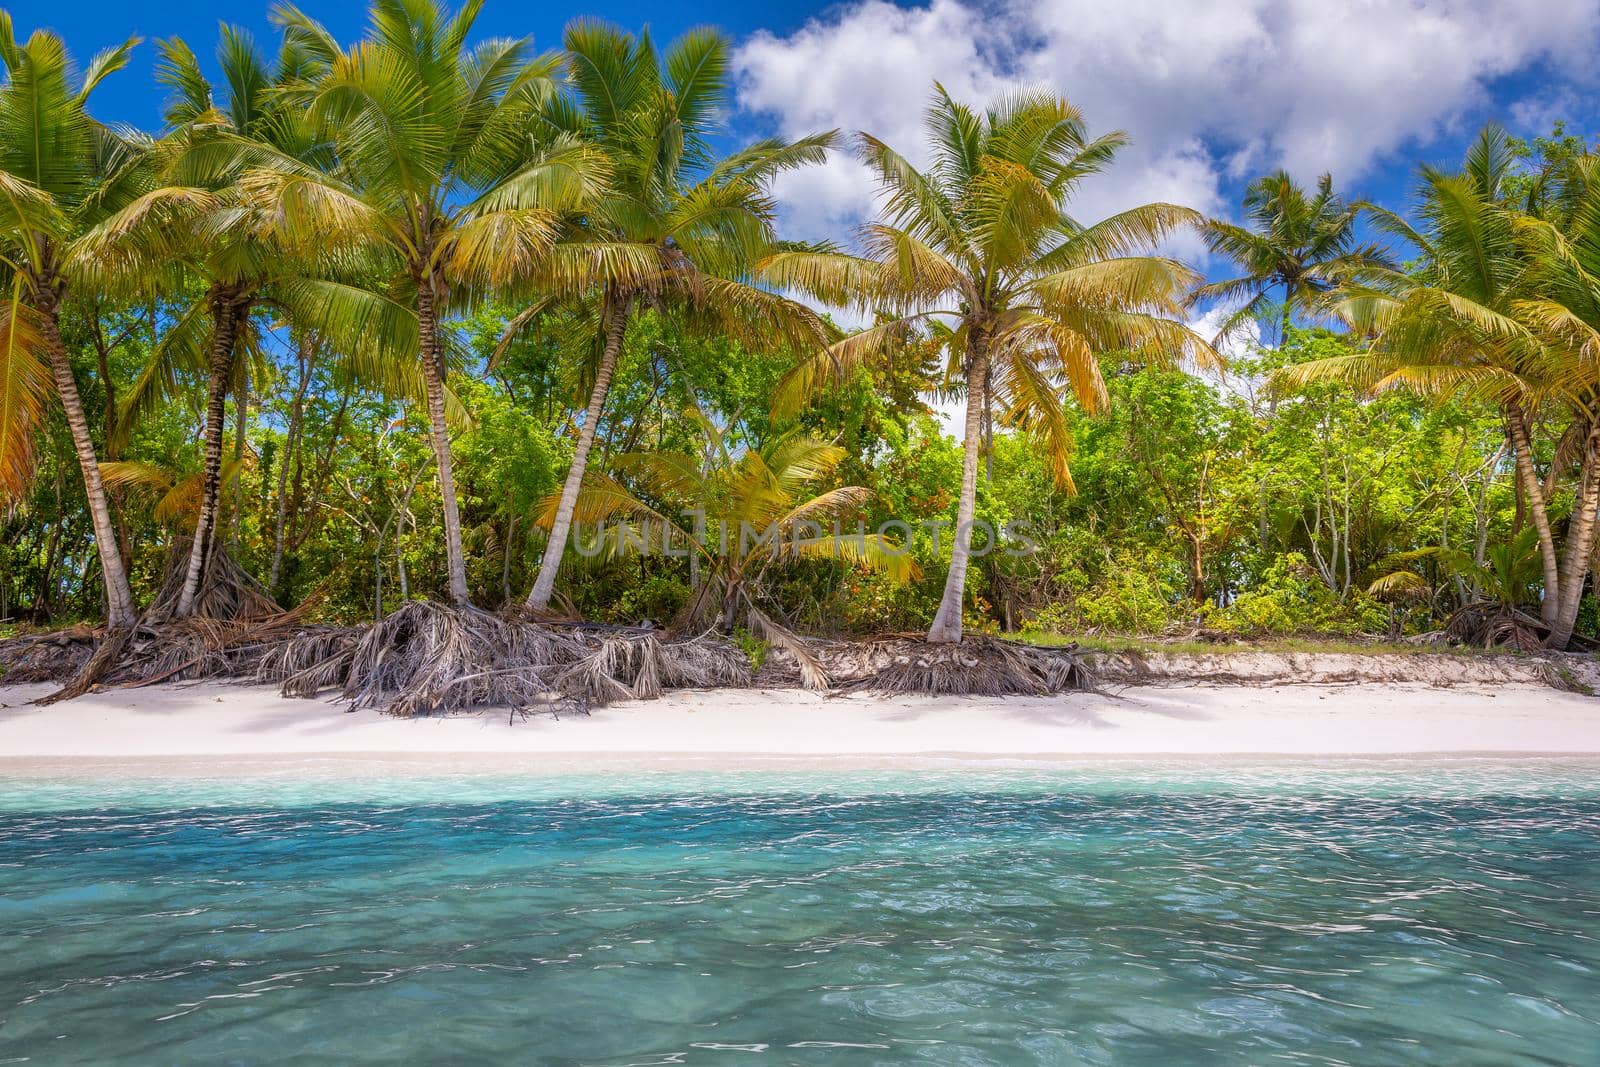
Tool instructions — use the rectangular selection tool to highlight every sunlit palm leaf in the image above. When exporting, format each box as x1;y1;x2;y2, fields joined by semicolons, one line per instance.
0;298;50;500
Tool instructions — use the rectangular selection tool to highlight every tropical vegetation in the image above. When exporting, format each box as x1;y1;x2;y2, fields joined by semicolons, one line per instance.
5;1;1600;675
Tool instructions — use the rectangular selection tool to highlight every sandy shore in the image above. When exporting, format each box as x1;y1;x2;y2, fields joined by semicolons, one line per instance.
2;679;1598;773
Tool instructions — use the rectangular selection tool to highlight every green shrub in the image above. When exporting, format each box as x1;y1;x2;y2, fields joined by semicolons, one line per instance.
732;628;769;672
1074;551;1179;633
1207;553;1388;636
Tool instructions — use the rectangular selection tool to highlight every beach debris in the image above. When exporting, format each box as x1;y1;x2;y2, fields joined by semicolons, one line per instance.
10;606;328;705
2;544;302;703
764;634;1095;696
1;600;1097;714
256;600;753;716
0;626;97;684
1441;602;1552;653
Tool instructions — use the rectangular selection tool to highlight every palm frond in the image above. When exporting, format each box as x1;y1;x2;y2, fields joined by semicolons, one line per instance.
0;298;50;500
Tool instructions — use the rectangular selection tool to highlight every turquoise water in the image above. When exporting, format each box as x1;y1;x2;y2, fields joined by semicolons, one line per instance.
2;764;1599;1064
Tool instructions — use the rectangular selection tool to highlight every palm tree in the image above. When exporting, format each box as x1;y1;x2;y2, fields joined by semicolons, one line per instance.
1287;125;1600;648
1196;173;1392;556
0;16;142;628
1194;171;1391;347
1508;151;1600;646
544;403;916;686
514;20;834;613
1368;528;1546;648
243;0;604;606
79;26;329;618
764;87;1215;643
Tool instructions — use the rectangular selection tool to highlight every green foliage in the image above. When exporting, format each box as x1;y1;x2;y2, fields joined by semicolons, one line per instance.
1503;121;1594;213
731;627;769;672
1074;551;1181;634
1206;554;1384;636
1;8;1591;654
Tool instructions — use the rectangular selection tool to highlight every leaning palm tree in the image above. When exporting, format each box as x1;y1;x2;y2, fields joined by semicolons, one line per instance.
243;0;605;606
1193;171;1391;346
0;15;143;628
1505;151;1600;647
765;87;1216;643
514;20;834;613
544;403;916;686
1286;125;1600;648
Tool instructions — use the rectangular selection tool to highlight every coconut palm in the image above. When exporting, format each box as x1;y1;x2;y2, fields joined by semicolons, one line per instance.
1194;171;1391;346
243;0;605;606
89;25;434;618
75;27;331;618
0;15;143;628
1286;125;1600;648
512;20;834;613
543;403;916;685
764;87;1216;643
1508;151;1600;646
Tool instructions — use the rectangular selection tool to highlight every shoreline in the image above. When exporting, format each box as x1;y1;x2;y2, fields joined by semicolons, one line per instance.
3;679;1599;774
7;751;1600;779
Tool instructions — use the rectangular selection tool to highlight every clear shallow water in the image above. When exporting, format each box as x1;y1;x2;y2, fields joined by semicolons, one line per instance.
2;766;1598;1065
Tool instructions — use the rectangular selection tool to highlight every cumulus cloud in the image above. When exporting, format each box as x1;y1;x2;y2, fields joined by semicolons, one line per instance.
734;0;1600;243
734;0;1011;242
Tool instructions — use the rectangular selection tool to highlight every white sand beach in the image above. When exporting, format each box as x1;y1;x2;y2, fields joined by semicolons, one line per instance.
2;679;1598;772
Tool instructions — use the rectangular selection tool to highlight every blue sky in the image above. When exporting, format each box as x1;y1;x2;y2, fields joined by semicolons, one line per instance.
12;0;1600;301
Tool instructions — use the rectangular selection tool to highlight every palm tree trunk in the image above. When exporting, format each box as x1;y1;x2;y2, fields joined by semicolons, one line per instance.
928;335;989;643
1548;419;1600;648
720;575;743;632
1507;404;1560;624
36;300;137;629
416;280;472;606
175;290;242;617
527;294;632;611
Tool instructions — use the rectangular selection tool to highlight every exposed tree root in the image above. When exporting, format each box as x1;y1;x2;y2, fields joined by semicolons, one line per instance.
2;603;1095;713
1;547;298;704
10;604;329;704
256;600;753;717
146;544;283;622
34;625;138;705
774;634;1095;696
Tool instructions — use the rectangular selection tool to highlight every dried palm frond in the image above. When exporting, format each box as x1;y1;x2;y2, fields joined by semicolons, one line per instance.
556;636;639;708
0;627;96;683
1443;602;1548;652
810;634;1093;696
656;633;753;689
18;598;326;703
269;601;577;717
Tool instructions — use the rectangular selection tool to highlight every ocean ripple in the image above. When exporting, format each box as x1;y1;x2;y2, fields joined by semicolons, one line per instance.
0;778;1597;1064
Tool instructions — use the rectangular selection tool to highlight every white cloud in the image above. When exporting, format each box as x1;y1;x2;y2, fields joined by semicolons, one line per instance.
1508;89;1583;139
734;0;1600;244
1189;305;1261;359
735;0;1011;243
